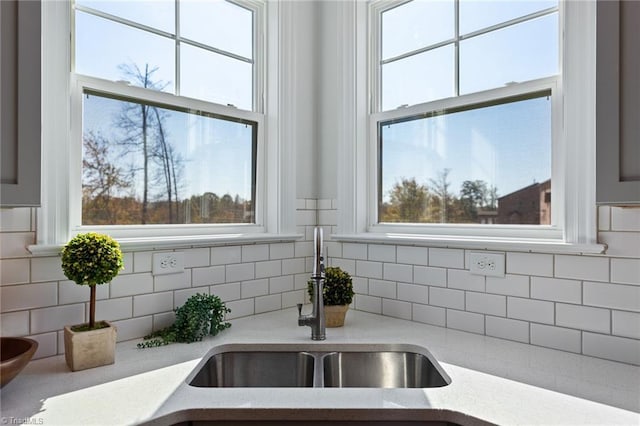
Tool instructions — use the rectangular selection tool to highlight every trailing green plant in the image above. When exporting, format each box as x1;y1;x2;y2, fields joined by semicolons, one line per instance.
61;232;124;329
138;293;231;348
307;266;354;306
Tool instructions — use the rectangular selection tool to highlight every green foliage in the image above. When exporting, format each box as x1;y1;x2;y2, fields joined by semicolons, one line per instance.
138;293;231;348
307;266;354;306
61;232;124;286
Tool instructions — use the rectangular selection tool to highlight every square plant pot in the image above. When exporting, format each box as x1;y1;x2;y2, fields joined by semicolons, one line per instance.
64;321;117;371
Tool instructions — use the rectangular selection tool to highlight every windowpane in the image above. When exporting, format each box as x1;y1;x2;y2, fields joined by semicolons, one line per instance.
75;11;175;92
459;14;558;95
382;45;454;111
382;0;454;60
181;44;253;110
379;93;552;225
180;0;253;59
75;0;175;33
82;92;256;225
460;0;557;35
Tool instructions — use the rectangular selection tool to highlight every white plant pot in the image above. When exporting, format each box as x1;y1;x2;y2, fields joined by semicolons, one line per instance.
64;321;117;372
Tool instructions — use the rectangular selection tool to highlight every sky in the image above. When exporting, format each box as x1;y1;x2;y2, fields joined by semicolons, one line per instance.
76;0;559;207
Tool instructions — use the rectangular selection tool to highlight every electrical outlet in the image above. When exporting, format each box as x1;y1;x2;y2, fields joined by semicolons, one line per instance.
152;252;185;276
469;252;505;277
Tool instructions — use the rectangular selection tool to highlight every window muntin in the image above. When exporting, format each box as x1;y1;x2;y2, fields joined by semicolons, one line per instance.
378;91;552;225
373;0;560;230
74;0;255;110
81;90;257;226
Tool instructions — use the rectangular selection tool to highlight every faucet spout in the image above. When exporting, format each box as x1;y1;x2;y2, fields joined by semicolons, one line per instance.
297;227;326;340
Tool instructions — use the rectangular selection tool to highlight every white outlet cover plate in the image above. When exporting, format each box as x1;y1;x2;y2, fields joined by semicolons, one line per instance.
152;252;185;276
469;252;505;277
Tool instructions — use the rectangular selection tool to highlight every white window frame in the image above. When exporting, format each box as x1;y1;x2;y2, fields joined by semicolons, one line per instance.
334;0;604;254
34;0;298;253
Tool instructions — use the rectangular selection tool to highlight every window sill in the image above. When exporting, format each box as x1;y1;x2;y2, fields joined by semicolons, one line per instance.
331;233;607;255
28;233;304;256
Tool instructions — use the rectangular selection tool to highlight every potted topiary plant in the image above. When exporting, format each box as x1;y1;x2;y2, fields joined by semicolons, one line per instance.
61;232;123;371
307;266;354;327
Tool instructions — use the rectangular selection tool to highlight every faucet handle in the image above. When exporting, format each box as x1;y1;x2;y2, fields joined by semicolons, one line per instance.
297;303;303;316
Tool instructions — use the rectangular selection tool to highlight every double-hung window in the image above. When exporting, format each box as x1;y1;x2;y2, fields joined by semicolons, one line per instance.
41;0;267;244
368;0;564;240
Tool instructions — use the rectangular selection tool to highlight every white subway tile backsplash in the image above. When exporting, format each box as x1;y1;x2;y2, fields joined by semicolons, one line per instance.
154;270;191;292
598;206;611;231
325;241;342;259
0;258;30;285
397;283;428;304
429;287;465;310
486;274;529;297
282;290;304;308
294;241;313;258
296;209;316;226
242;245;270;262
486;316;529;343
352;276;368;294
355;294;382;314
448;269;485;292
255;294;281;314
211;246;241;265
133;292;173;317
30;332;58;360
153;311;175;331
318;209;337;225
611;258;640;285
583;332;640;365
295;273;310;290
255;260;282;279
184;248;210;268
531;323;581;353
110;273;153;298
173;287;208;308
507;297;554;324
368;244;396;262
397;246;428;266
356;260;383;279
383;263;412;283
133;251;153;273
531;277;581;304
1;282;57;312
226;263;255;282
210;283;241;302
270;243;295;260
382;299;411;320
343;243;368;260
226;298;254;319
0;208;31;232
413;266;447;287
556;303;610;333
611;207;640;231
0;232;33;258
369;279;397;299
1;311;29;336
612;311;640;339
331;258;356;274
241;279;269;298
583;281;640;312
30;256;65;282
282;258;305;275
94;297;132;321
429;248;464;269
30;304;84;334
412;304;445;327
302;199;315;209
317;199;332;210
506;252;553;277
113;316;153;342
447;310;484;334
270;275;294;294
555;255;609;282
121;252;134;274
598;232;640;257
466;292;506;316
192;265;226;286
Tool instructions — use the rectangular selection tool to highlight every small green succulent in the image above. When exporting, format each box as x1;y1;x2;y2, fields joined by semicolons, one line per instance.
307;266;354;306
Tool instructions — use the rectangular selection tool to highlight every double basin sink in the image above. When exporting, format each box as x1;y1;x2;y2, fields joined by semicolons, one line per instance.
188;343;450;388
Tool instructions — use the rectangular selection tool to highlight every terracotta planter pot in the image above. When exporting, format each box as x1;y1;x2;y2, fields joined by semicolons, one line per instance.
324;305;349;327
64;321;117;371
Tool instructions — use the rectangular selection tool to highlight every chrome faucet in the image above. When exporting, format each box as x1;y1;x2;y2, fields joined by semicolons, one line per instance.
297;227;326;340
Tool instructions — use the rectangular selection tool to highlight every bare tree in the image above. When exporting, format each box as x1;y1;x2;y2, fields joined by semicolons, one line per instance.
430;168;453;223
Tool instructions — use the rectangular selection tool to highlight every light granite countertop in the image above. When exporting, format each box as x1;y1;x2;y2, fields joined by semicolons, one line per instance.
1;308;638;425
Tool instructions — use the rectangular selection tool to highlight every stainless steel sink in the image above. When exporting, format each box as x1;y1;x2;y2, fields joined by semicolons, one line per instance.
189;351;315;387
188;344;450;389
322;351;449;388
